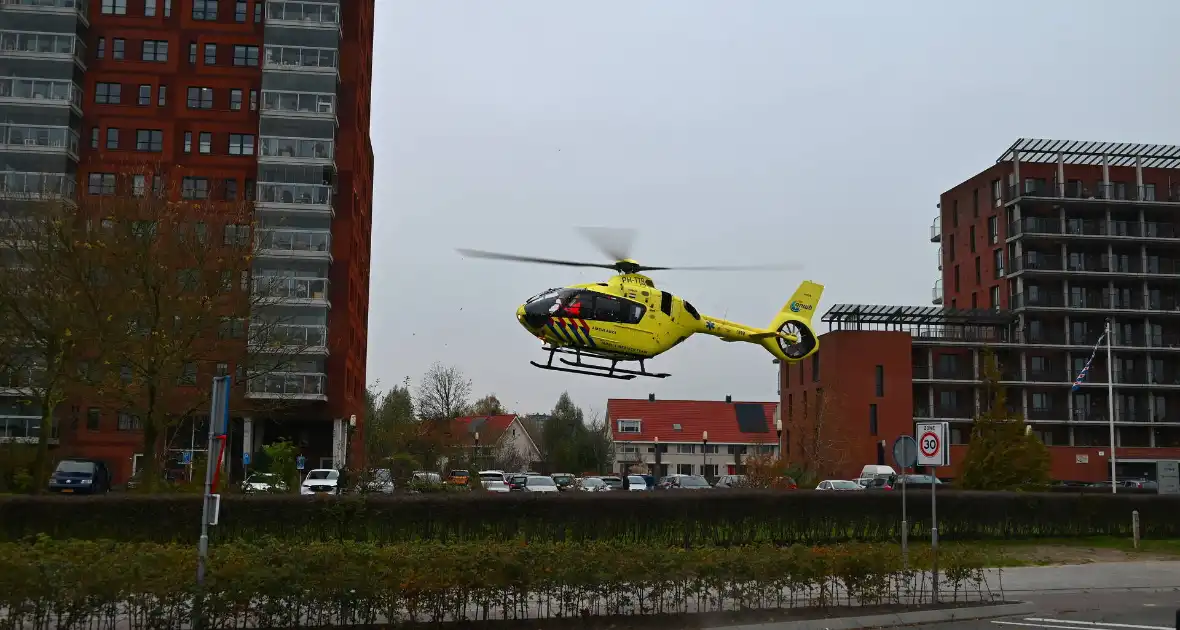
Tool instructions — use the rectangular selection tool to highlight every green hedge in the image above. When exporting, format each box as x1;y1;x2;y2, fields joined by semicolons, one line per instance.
1;490;1175;545
0;538;990;629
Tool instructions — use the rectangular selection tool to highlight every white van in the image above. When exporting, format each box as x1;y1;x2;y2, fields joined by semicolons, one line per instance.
856;465;896;487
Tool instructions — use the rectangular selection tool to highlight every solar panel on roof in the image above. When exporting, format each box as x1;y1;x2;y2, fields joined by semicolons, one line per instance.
734;403;768;433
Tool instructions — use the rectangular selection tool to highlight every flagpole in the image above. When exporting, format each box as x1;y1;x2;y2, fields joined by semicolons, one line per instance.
1105;318;1116;494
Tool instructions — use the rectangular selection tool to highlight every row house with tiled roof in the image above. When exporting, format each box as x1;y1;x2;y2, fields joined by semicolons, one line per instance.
450;414;541;472
606;395;782;477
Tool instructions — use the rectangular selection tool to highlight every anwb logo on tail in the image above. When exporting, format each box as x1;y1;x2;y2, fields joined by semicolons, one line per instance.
790;301;814;313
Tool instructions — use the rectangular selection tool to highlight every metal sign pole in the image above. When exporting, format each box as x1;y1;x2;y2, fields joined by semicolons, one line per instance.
931;464;939;604
195;375;230;630
892;435;917;574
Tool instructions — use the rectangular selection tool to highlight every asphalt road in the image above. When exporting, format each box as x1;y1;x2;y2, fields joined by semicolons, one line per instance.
914;586;1180;630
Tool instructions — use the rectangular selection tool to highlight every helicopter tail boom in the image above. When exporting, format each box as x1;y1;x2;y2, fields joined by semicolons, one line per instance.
759;280;824;363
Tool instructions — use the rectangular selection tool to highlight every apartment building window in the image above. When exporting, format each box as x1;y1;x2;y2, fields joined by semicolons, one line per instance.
974;256;981;283
951;199;959;228
96;82;121;104
97;38;105;59
165;0;171;17
249;89;258;111
101;0;127;15
969;225;976;252
189;42;197;63
987;216;998;244
993;248;1004;278
112;38;125;60
676;444;696;454
232;45;259;66
223;179;238;201
193;0;218;20
106;128;119;149
874;365;884;396
953;265;960;292
234;0;247;21
245;178;255;200
254;2;262;22
676;464;694;475
183;131;192;153
142;40;168;62
153;176;164;197
972;188;979;217
1144;183;1157;201
88;173;116;195
990;285;1000;309
869;404;878;436
187;87;213;109
158;85;167;106
132;174;146;197
181;177;209;199
228;133;254;155
90;127;99;148
178;362;197;386
86;408;101;431
224;223;249;245
145;0;157;16
617;419;641;433
971;292;978;308
117;412;141;431
136;130;163;152
199;132;212;154
137;84;151;105
205;43;217;65
230;89;243;110
215;362;229;377
991;179;1002;207
812;352;820;381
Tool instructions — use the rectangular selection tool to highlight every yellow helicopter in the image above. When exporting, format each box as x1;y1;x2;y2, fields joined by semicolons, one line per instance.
457;228;824;381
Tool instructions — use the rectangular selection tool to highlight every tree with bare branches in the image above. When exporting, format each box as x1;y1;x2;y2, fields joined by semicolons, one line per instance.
783;388;850;483
415;362;472;422
77;169;318;490
0;200;114;491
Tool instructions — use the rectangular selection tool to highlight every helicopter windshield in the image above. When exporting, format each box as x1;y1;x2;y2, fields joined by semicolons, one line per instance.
526;288;564;304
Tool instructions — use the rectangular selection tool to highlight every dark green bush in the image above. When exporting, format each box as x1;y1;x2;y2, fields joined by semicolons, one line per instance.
0;538;990;629
0;490;1174;545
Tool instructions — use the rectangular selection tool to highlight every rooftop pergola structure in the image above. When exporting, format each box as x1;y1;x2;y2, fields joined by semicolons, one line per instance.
821;304;1019;345
998;138;1180;198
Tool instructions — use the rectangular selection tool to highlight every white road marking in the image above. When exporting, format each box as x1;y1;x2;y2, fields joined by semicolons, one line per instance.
1025;618;1174;630
992;621;1107;630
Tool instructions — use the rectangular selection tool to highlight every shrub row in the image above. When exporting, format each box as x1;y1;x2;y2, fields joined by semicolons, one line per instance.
1;490;1174;546
0;538;991;629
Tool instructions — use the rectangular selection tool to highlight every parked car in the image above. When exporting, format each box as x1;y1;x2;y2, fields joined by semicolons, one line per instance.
714;474;748;488
551;473;575;491
661;474;712;490
48;458;111;494
600;476;624;490
448;469;471;486
481;479;511;493
478;470;507;484
626;474;649;491
816;480;862;491
300;469;341;495
242;472;288;494
523;475;560;493
578;477;609;492
507;473;529;491
355;468;394;494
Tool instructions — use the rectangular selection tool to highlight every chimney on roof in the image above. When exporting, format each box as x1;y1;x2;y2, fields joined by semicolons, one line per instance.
648;393;655;401
725;395;732;403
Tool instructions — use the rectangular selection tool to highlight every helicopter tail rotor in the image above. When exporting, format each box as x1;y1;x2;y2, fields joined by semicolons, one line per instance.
761;281;824;362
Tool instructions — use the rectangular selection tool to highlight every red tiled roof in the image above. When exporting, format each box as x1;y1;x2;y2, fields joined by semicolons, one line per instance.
606;399;778;444
451;414;517;445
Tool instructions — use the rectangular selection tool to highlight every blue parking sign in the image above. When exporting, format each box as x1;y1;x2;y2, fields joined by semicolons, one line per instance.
296;455;306;470
181;451;192;465
242;452;251;466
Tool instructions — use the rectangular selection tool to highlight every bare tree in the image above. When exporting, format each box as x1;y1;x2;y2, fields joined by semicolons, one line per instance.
0;199;113;491
79;169;318;489
414;362;472;421
783;388;850;482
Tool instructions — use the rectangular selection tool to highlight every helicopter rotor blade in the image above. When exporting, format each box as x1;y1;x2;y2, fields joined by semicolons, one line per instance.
575;226;636;262
634;262;805;272
456;248;620;271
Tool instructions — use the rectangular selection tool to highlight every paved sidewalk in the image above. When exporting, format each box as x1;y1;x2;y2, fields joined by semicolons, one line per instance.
986;559;1180;593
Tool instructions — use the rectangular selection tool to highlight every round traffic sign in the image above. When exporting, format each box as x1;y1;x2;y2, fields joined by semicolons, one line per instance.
892;435;918;469
919;431;940;457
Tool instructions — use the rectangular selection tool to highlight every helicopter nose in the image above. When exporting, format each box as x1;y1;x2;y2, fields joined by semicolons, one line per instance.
520;301;552;330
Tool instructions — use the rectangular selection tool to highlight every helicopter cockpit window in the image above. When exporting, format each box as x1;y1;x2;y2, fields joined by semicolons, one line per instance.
589;294;646;325
526;289;563;304
555;291;591;318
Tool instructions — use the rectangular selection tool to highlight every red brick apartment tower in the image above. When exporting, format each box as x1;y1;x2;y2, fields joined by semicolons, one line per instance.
783;138;1180;483
0;0;373;482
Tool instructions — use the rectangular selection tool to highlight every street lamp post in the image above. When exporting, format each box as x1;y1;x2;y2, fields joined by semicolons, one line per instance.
473;431;480;472
775;415;783;457
654;436;661;478
701;431;709;477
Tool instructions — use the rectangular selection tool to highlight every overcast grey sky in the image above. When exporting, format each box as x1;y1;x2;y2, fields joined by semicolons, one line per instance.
367;0;1180;416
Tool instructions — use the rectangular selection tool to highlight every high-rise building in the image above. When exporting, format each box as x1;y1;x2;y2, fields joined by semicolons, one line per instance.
0;0;374;482
781;138;1180;483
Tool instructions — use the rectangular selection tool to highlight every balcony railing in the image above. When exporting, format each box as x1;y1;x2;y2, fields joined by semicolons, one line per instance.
1145;258;1180;275
0;0;88;21
257;228;331;255
256;323;327;348
256;182;332;207
932;278;943;305
259;136;333;161
246;371;326;398
265;1;339;26
1148;334;1180;348
1011;291;1067;309
1143;222;1180;239
1007;181;1173;203
1022;328;1067;344
1150;372;1180;386
0;76;82;109
264;45;338;71
0;171;75;199
1027;368;1059;382
0;124;79;156
0;415;56;442
1011;252;1062;272
1027;406;1067;421
1147;295;1180;311
0;31;87;65
253;275;330;301
930;215;940;242
931;366;973;380
261;90;335;117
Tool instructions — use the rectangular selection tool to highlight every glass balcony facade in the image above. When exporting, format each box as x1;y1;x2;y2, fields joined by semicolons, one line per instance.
246;372;327;398
254;275;330;301
257;228;331;255
261;90;335;117
0;415;56;442
0;76;82;109
264;45;338;72
264;323;328;348
0;171;75;198
0;124;79;156
255;182;331;207
266;1;339;27
0;30;86;65
259;136;333;162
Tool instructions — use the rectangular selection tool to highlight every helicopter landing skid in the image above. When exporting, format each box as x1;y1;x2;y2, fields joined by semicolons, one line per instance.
530;347;670;380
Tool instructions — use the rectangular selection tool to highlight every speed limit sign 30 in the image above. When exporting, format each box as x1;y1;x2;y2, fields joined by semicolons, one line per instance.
915;422;949;467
